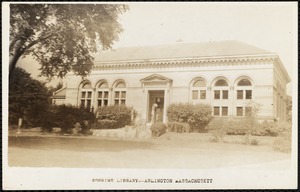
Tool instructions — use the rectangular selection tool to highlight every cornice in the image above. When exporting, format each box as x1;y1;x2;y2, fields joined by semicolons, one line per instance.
93;54;277;71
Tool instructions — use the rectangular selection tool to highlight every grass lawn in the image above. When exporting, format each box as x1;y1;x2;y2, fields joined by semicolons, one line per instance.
7;131;291;169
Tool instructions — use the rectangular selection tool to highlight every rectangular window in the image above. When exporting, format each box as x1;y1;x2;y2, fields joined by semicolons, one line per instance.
87;92;92;98
121;100;126;105
214;90;220;99
236;107;243;116
237;90;243;99
80;100;85;107
103;100;108;106
121;91;126;99
200;90;206;99
192;90;198;100
114;100;119;105
81;92;86;98
104;91;109;98
115;91;120;98
98;92;102;98
98;100;102;107
222;107;228;116
214;107;220;116
222;90;228;99
86;100;91;108
246;90;252;99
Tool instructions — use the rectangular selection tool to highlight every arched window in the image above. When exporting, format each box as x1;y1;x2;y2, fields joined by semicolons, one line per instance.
215;79;228;86
214;79;229;100
191;79;206;100
235;78;253;116
212;78;229;116
96;81;109;107
238;79;252;86
236;79;252;100
113;81;126;105
80;81;92;109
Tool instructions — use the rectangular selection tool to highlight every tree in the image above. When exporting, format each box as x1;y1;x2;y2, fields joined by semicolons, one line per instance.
9;4;128;78
9;67;51;127
244;101;261;144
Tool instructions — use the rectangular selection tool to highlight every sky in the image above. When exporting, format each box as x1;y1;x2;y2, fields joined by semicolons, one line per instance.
15;2;297;94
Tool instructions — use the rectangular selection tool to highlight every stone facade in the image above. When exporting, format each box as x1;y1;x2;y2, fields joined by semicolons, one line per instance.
53;41;290;123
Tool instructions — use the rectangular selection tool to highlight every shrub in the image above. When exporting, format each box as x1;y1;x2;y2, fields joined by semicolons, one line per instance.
207;117;247;135
167;103;212;132
150;123;167;137
257;121;292;137
41;104;96;133
207;117;292;138
274;122;292;137
206;118;227;142
207;117;267;136
93;119;118;129
167;122;190;133
97;105;136;128
224;118;248;135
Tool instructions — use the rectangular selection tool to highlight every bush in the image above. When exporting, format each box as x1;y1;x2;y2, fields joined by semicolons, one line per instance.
93;119;118;129
207;117;247;135
96;105;136;128
206;118;227;142
41;104;96;133
167;122;190;133
258;121;292;137
207;118;292;138
167;103;212;132
150;123;167;137
207;117;268;136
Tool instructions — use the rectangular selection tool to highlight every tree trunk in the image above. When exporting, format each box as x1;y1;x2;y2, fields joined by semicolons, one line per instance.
9;49;23;78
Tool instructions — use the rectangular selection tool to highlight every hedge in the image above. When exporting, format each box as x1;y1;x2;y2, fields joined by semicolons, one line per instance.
167;103;212;132
96;105;136;129
41;104;96;133
93;119;118;129
206;117;292;136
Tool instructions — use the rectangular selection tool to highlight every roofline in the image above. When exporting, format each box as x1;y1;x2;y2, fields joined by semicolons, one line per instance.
94;53;278;66
54;87;66;95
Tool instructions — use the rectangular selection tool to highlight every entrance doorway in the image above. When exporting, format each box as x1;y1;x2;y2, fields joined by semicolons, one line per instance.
148;90;165;123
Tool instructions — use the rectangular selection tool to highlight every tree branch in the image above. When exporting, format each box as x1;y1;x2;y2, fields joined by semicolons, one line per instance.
9;33;55;78
23;33;55;51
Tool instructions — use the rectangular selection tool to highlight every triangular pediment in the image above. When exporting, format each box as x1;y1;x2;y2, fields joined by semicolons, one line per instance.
140;74;172;83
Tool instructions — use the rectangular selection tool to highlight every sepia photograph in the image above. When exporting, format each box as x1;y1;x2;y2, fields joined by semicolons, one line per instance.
2;2;298;190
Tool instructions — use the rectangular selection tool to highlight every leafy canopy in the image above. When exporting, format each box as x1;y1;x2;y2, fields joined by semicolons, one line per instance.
10;4;128;78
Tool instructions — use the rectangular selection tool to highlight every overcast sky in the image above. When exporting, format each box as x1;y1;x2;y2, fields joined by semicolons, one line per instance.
16;2;297;94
